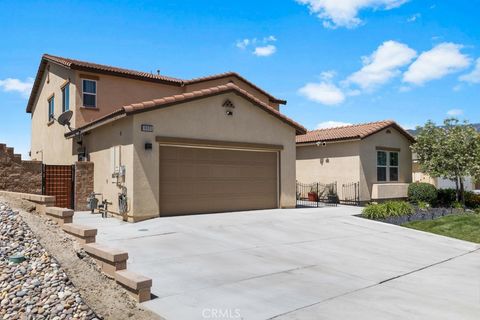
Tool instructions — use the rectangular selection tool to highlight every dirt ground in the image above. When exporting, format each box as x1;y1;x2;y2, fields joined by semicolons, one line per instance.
1;196;163;320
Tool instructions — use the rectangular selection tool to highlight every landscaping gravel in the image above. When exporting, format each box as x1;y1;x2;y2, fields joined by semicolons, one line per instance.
0;202;98;319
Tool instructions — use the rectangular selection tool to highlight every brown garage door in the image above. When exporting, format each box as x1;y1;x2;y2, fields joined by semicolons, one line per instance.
160;146;278;216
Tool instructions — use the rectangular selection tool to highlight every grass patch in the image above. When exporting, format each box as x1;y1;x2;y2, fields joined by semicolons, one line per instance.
403;214;480;244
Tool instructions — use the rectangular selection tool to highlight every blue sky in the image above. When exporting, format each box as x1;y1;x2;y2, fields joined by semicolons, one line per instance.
1;0;479;157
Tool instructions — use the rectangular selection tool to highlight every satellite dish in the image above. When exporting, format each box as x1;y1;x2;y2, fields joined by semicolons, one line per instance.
58;110;73;131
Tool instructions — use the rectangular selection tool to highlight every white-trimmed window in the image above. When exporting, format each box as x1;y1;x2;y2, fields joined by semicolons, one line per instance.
377;150;399;182
48;96;54;122
62;83;70;112
82;79;96;108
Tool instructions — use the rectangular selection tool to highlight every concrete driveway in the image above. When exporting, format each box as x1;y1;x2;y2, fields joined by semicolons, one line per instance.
74;206;480;320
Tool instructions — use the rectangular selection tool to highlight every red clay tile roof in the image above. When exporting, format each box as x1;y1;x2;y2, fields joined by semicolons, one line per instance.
43;54;184;83
26;54;285;112
296;120;415;144
65;83;306;138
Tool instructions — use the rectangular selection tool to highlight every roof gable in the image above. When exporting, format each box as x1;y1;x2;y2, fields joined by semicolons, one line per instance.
296;120;415;144
65;83;306;138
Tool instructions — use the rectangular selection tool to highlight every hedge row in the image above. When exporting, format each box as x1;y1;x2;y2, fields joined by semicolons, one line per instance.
408;182;480;208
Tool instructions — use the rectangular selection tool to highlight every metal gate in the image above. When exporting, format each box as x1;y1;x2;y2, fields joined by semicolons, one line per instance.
42;164;75;209
340;182;360;205
296;182;338;207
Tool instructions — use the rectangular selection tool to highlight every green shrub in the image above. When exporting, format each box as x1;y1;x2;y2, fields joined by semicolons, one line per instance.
464;191;480;209
362;201;414;220
408;182;437;205
387;201;415;216
436;188;457;207
453;201;464;209
417;201;431;211
435;189;480;208
362;203;387;220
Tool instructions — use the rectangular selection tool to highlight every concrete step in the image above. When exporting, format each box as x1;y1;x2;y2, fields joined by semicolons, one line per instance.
62;224;97;244
45;207;74;225
114;270;152;302
84;243;128;278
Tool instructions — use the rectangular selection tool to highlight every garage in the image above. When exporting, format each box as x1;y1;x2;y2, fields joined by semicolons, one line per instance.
159;144;279;216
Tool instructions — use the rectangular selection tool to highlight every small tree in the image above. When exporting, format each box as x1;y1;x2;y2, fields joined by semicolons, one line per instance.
412;118;480;204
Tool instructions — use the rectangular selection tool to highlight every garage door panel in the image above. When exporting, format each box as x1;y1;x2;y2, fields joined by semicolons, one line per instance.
160;146;278;216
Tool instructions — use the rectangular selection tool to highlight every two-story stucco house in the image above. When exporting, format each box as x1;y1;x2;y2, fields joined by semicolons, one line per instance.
296;121;414;204
27;54;306;221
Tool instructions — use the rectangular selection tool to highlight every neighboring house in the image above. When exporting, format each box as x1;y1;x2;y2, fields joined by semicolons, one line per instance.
296;120;414;204
412;156;479;191
27;54;306;221
410;124;480;192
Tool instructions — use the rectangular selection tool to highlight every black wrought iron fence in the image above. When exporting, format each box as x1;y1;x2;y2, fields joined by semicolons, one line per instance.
296;181;338;207
340;182;360;205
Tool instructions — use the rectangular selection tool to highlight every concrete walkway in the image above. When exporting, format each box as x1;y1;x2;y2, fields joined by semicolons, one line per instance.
74;207;480;320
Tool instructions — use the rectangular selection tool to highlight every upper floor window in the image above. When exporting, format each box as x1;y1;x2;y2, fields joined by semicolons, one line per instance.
377;150;399;182
82;79;96;108
62;83;70;112
48;96;54;122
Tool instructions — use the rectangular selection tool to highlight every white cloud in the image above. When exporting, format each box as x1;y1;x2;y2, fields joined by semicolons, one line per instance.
403;43;471;85
316;121;352;129
453;84;463;92
253;45;277;57
296;0;409;29
236;39;250;50
0;78;33;97
400;123;418;130
299;82;345;105
264;35;277;42
407;13;420;22
446;108;463;116
459;58;480;84
347;40;417;90
236;36;277;57
319;70;336;81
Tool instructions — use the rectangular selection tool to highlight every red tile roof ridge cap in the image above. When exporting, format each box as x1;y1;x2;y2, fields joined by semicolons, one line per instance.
306;119;395;133
185;72;238;83
42;53;184;83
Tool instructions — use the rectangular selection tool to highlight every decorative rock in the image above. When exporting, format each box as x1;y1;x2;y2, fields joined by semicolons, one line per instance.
0;202;98;319
16;290;27;297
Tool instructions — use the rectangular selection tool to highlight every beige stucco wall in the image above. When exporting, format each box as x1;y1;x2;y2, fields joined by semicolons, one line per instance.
72;73;183;127
30;63;77;164
130;92;297;220
359;128;412;201
371;183;409;200
82;117;134;216
296;141;360;200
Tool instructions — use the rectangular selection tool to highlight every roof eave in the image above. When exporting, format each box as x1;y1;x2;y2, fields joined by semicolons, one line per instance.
296;137;361;145
64;109;126;138
360;123;416;143
25;58;49;113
